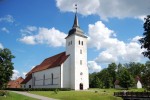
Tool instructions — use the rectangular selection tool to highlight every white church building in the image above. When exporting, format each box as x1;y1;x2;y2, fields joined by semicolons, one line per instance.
21;12;89;90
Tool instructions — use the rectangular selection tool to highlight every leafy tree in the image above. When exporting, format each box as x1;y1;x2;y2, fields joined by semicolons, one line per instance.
0;48;15;88
107;63;117;87
118;67;135;89
97;68;113;88
125;62;144;78
92;76;102;88
89;72;97;88
139;15;150;59
141;61;150;89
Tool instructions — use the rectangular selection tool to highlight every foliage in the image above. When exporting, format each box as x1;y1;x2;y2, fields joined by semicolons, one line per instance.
141;61;150;90
139;15;150;59
4;88;71;91
0;48;15;89
89;62;147;89
0;90;8;96
89;72;97;88
118;68;135;89
92;76;103;88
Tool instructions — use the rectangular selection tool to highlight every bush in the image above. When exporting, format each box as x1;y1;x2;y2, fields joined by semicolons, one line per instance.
0;90;8;96
4;88;71;91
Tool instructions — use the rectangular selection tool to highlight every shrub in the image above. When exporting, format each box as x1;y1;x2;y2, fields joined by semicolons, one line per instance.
4;88;71;91
0;90;8;96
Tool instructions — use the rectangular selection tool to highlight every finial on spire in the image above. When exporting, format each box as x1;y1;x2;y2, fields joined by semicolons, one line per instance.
75;4;77;14
72;4;79;28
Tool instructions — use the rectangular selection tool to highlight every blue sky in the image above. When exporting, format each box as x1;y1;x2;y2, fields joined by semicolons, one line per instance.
0;0;150;79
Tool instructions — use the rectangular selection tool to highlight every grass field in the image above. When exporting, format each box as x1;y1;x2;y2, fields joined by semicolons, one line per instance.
29;88;145;100
29;89;125;100
0;91;37;100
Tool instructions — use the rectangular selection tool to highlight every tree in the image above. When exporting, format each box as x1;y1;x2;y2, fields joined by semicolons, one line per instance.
107;63;117;87
125;62;144;78
141;61;150;89
118;67;135;89
139;15;150;59
0;48;15;88
89;72;97;88
97;68;113;88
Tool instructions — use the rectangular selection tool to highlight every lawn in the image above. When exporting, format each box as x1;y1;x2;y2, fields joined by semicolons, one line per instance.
89;88;144;95
0;91;37;100
30;89;123;100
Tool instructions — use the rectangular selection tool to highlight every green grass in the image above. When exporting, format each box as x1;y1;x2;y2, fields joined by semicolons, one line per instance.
89;88;145;95
0;91;37;100
30;90;122;100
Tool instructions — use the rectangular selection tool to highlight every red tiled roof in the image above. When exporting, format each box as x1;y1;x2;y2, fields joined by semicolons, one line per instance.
7;77;24;88
21;74;32;84
22;52;69;84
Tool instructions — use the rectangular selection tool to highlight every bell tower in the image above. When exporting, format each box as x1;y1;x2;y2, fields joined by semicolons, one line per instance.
65;5;89;90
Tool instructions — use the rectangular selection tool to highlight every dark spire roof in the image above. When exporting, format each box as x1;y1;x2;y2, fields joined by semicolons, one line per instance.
65;5;87;39
72;13;79;28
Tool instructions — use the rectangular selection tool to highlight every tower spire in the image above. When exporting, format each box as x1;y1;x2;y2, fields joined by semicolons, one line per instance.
72;4;79;28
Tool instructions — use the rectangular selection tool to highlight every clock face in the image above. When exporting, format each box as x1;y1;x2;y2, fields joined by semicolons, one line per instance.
80;72;83;75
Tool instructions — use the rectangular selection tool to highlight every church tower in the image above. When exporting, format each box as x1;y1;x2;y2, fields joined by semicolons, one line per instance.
65;6;89;90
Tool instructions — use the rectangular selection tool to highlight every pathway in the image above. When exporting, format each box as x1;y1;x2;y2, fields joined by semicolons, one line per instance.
11;91;58;100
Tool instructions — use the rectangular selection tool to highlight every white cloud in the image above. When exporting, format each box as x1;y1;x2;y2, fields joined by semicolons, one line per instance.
88;21;144;64
22;72;27;78
20;26;37;35
0;43;4;49
19;27;66;47
0;15;15;23
1;27;9;33
56;0;150;20
88;61;102;73
11;70;20;80
19;36;36;45
131;36;142;42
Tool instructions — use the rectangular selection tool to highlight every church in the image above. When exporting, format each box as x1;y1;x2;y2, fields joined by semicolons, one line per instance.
21;11;89;90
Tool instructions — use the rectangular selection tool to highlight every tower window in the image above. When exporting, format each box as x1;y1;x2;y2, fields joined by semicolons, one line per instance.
79;40;80;45
82;41;83;45
68;42;70;46
80;49;82;54
71;41;72;45
80;60;82;65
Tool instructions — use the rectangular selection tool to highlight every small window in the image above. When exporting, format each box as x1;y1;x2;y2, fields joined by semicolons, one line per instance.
43;74;45;85
82;41;83;45
80;49;82;54
51;73;53;85
68;42;70;46
71;41;72;45
79;40;80;45
80;60;82;65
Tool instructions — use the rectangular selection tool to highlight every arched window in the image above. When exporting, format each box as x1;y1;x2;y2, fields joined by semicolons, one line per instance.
51;73;53;85
82;41;83;45
79;40;80;45
43;74;45;85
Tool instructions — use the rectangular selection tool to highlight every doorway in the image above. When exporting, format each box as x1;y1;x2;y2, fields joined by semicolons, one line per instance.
80;83;83;90
29;85;31;88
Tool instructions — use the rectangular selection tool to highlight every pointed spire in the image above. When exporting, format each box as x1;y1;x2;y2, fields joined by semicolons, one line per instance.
72;4;79;28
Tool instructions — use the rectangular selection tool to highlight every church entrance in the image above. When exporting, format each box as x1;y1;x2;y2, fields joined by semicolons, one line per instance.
80;83;83;90
29;85;31;88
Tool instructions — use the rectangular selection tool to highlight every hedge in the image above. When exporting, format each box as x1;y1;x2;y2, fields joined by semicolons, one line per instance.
3;88;71;91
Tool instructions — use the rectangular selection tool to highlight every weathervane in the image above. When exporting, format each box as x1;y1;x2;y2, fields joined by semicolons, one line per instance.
75;4;77;14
